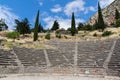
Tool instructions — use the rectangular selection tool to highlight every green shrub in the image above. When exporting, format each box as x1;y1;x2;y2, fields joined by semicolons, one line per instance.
102;31;113;37
67;28;71;32
110;23;115;26
82;34;85;37
56;34;61;39
45;33;51;40
93;33;98;37
115;19;120;27
83;24;94;31
7;31;20;41
55;30;60;34
64;35;68;39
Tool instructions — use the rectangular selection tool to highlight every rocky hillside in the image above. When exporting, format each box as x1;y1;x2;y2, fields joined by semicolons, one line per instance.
87;0;120;25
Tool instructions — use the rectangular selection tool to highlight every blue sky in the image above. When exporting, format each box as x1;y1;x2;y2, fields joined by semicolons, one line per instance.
0;0;114;30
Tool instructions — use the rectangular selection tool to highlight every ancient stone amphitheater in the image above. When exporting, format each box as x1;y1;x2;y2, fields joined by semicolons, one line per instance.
0;38;120;78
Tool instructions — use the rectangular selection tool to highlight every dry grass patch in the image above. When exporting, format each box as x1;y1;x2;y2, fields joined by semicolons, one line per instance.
1;41;20;50
1;41;55;50
21;42;56;49
0;31;10;37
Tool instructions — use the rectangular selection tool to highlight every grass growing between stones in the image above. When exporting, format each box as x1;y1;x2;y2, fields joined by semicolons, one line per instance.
1;41;55;50
2;41;20;49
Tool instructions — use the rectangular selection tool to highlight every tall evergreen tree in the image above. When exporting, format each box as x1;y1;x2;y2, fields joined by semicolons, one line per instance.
115;9;120;21
38;23;44;33
71;12;76;36
93;20;98;30
51;20;59;31
98;2;105;32
33;10;39;41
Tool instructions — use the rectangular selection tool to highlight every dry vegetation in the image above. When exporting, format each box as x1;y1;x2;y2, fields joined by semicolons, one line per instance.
0;27;120;49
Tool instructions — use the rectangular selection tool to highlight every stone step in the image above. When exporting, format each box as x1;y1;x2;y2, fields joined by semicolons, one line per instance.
0;62;11;65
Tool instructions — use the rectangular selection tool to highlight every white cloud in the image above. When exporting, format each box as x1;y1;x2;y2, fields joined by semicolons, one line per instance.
0;5;19;30
64;0;96;16
89;6;96;11
43;16;84;30
64;0;85;16
39;2;43;6
84;6;96;14
51;4;62;13
99;0;115;8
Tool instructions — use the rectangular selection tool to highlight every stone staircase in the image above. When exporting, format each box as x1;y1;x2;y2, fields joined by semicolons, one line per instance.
0;39;120;77
45;40;115;75
108;39;120;76
77;40;114;67
13;47;47;73
0;49;19;73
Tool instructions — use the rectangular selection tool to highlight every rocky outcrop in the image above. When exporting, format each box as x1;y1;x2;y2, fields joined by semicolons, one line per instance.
87;0;120;25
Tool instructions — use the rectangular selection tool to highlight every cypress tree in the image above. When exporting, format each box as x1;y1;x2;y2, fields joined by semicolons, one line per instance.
71;12;76;36
93;20;98;30
33;10;39;41
38;23;44;33
98;2;105;32
51;20;59;31
115;9;120;21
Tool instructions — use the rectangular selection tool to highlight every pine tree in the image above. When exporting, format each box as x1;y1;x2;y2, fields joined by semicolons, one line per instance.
71;12;76;36
0;19;8;31
15;18;31;36
77;22;83;31
51;20;59;31
98;2;105;32
33;10;39;41
115;9;120;21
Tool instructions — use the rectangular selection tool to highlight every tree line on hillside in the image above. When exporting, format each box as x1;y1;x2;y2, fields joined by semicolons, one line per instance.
1;2;120;41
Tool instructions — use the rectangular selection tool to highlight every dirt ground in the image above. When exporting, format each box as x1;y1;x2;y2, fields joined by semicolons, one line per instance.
0;75;120;80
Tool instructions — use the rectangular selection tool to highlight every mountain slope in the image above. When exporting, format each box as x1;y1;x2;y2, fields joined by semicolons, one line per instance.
87;0;120;25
